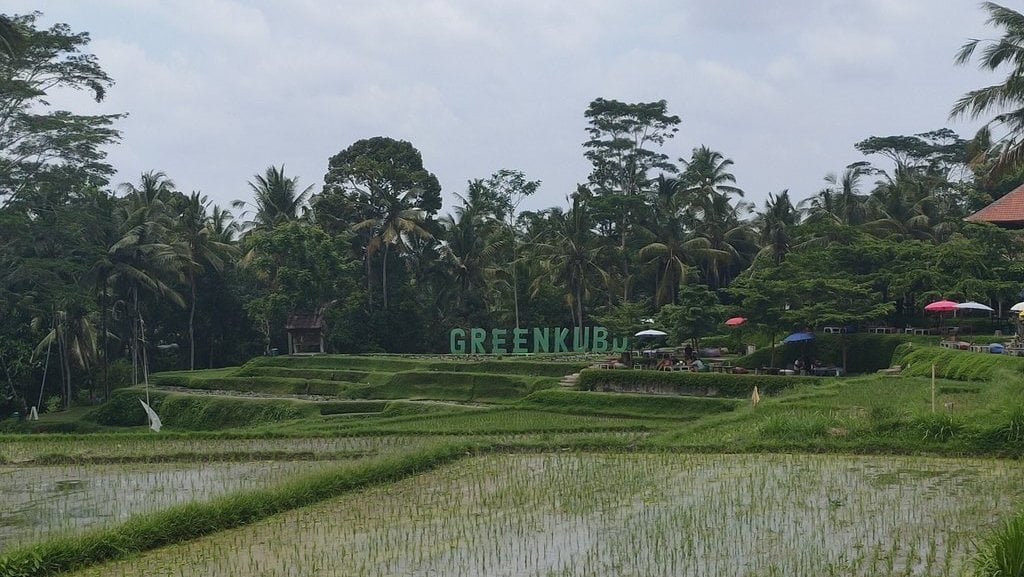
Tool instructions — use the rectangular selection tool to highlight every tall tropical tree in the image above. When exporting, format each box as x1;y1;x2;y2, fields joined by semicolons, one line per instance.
951;2;1024;176
755;190;800;264
438;203;495;321
317;137;442;310
583;98;681;300
108;172;184;385
681;146;744;203
32;305;97;409
175;192;239;370
236;165;313;231
805;164;870;226
532;193;607;328
0;15;23;58
0;13;122;202
639;176;712;306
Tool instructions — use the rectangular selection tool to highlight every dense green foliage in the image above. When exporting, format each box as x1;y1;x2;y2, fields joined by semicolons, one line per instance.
87;389;317;430
519;389;738;419
893;343;1024;381
577;368;813;397
735;333;913;373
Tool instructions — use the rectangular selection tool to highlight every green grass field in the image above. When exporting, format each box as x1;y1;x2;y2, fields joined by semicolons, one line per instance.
3;347;1024;576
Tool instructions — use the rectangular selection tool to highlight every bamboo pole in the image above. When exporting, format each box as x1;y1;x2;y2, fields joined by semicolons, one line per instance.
931;364;936;414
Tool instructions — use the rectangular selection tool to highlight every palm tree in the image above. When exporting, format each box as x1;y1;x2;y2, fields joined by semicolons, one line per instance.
176;192;239;370
532;194;608;328
639;176;712;305
32;305;98;409
679;147;753;288
119;170;176;211
863;169;944;240
754;190;800;264
107;172;184;385
804;165;870;226
681;146;744;202
951;2;1024;176
235;165;313;231
438;204;496;318
352;187;434;310
209;204;241;244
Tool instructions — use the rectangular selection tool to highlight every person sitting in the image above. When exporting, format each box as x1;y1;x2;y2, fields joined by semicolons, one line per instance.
689;358;705;372
793;358;804;374
655;358;673;371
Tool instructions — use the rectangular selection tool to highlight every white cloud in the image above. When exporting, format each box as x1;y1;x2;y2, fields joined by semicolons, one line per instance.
16;0;1003;211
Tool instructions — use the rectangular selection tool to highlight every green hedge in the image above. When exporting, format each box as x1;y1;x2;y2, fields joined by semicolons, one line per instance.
735;333;912;374
519;389;738;419
86;389;316;430
378;371;549;402
892;343;1024;382
577;369;813;398
235;366;372;383
241;355;426;373
239;355;587;377
150;374;351;396
317;401;388;415
422;360;588;377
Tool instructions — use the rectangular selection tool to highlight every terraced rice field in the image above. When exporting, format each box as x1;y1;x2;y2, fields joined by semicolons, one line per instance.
66;453;1022;577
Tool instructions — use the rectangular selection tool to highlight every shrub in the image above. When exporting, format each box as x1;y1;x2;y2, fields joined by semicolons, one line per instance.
758;412;831;440
577;368;813;398
975;510;1024;577
736;333;910;374
893;345;1024;382
318;401;387;415
86;389;316;430
910;412;963;442
85;389;165;427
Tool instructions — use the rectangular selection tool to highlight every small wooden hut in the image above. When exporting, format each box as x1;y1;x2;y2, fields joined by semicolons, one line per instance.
285;313;326;355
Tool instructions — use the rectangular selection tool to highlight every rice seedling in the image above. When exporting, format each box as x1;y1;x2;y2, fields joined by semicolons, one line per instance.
59;453;1024;577
0;460;337;553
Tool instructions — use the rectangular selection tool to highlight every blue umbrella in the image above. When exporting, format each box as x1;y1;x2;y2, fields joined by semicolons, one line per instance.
782;332;815;344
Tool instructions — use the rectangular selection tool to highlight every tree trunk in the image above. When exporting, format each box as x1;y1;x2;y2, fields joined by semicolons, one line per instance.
382;243;390;310
512;256;521;328
365;252;373;308
99;278;109;400
188;267;196;371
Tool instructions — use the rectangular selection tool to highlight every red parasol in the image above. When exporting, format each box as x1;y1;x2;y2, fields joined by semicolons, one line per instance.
924;300;958;312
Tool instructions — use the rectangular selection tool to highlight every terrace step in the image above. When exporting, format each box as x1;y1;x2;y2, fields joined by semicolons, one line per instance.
559;373;581;388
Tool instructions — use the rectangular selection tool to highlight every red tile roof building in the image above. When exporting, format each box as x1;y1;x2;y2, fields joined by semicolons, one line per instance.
966;183;1024;228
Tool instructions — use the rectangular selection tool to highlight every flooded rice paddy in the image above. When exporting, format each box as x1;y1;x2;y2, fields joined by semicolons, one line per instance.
0;460;335;551
64;452;1024;577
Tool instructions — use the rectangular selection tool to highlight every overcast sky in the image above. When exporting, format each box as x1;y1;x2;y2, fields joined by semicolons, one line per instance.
13;1;1000;215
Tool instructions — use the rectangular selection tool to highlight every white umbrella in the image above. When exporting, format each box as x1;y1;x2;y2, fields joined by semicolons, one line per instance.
1011;302;1024;312
634;329;668;337
954;301;994;312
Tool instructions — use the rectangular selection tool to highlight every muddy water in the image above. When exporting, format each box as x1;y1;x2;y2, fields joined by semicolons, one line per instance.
0;460;332;551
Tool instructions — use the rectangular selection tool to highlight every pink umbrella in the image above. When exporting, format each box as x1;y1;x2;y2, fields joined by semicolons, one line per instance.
924;300;958;312
725;316;746;326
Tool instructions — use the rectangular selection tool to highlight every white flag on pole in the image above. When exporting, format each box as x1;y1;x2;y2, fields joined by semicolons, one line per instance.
139;399;162;432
